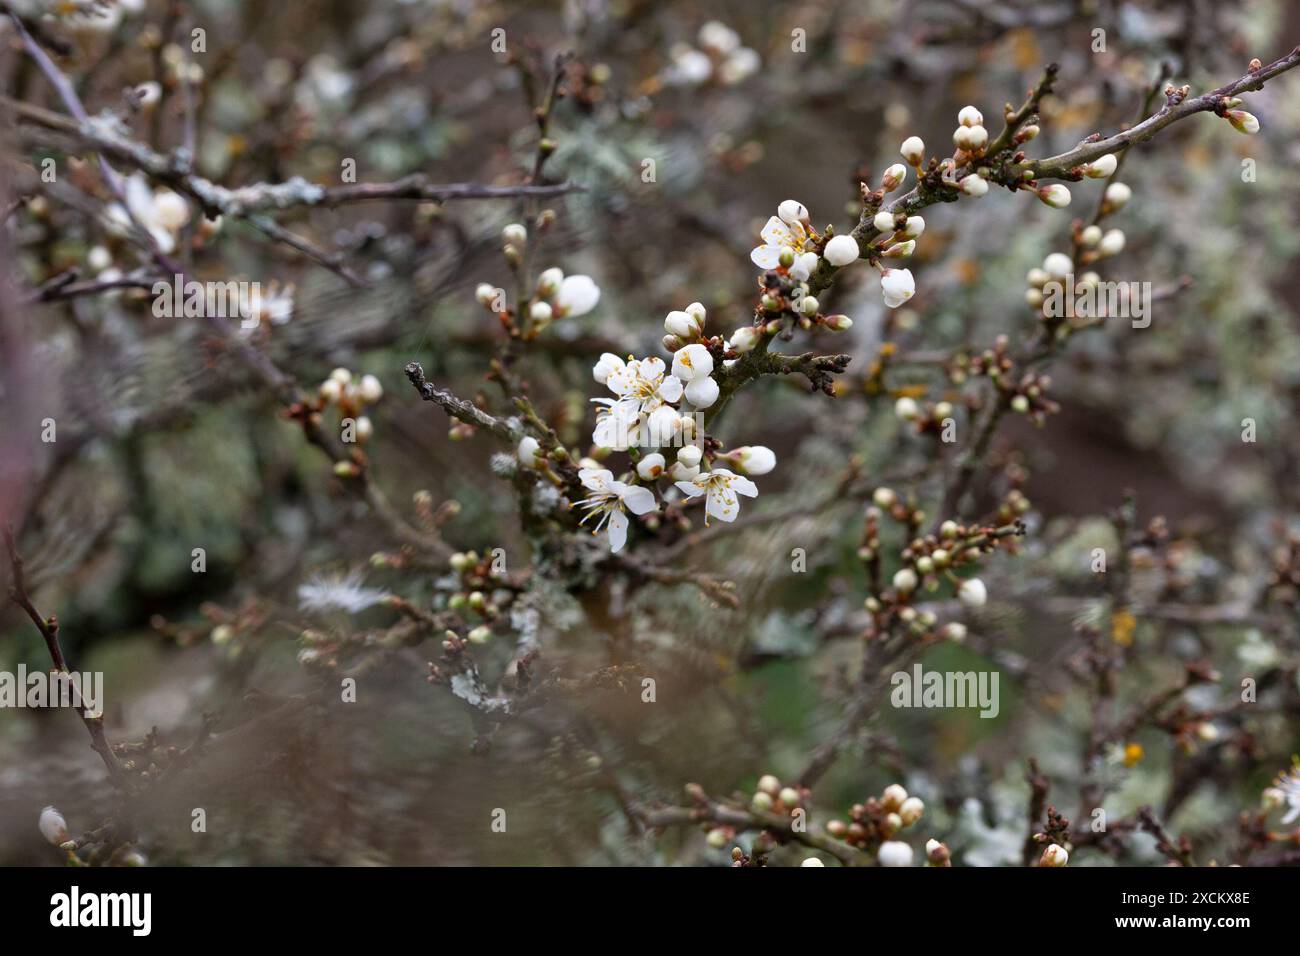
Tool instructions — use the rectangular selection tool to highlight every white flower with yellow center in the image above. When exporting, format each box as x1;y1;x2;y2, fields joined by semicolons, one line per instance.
575;468;657;552
675;468;759;524
750;206;820;279
592;356;685;450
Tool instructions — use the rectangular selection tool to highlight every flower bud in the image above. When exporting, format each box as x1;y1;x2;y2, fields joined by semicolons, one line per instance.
957;105;983;127
536;267;563;298
529;301;553;326
893;568;918;593
779;786;801;807
685;301;707;324
960;174;988;197
942;621;967;642
684;375;720;409
637;453;665;480
1104;182;1132;209
664;310;699;339
1097;228;1126;257
898;796;924;825
873;211;897;233
467;625;492;644
894;396;920;420
900;135;925;165
902;216;925;238
1226;109;1259;135
1042;253;1073;279
358;374;383;404
729;326;760;353
800;295;820;316
883;240;915;258
757;773;781;795
880;163;907;192
881;783;908;810
778;199;810;224
877;840;914;867
966;125;988;149
502;222;527;245
1011;394;1030;414
823;234;860;267
1018;124;1040;141
319;378;342;403
1084;153;1118;178
706;827;729;849
1080;225;1102;246
39;806;69;846
958;577;987;608
1040;844;1069;867
676;444;703;469
1035;184;1072;208
751;791;774;811
734;445;776;475
355;416;374;442
330;367;352;385
873;487;897;508
801;857;825;867
517;436;541;468
475;282;499;306
824;313;853;331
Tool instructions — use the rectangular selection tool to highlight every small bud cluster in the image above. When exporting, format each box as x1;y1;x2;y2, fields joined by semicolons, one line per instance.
317;367;383;443
822;783;924;865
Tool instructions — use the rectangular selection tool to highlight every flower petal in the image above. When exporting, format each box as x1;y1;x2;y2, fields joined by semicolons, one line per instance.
620;484;657;516
607;509;629;552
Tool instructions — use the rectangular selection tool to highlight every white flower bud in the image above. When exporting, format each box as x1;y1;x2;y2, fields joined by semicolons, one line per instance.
468;625;492;644
536;267;563;298
529;301;553;325
942;621;967;642
355;416;374;442
1097;228;1126;257
664;310;699;339
778;199;809;224
684;375;720;409
900;136;925;165
898;796;924;825
751;791;774;812
676;444;703;469
330;367;352;385
734;445;776;475
685;301;707;324
39;806;69;845
592;352;624;384
637;453;665;480
873;211;897;233
517;436;541;468
319;378;342;403
779;786;801;806
953;125;975;151
877;840;914;867
872;487;897;508
893;568;918;593
958;577;987;608
1025;288;1044;308
880;163;907;192
1036;184;1072;208
502;222;527;245
358;374;383;403
87;246;112;271
1011;394;1030;413
801;857;825;867
960;174;988;197
153;190;189;232
1226;109;1259;135
1042;253;1073;279
1026;268;1049;287
1040;844;1069;867
883;240;915;258
1080;225;1102;246
902;216;925;238
1084;153;1117;178
966;125;988;149
799;295;820;316
880;268;915;308
894;396;920;420
729;326;760;353
958;105;983;127
881;783;908;810
926;838;943;855
823;233;860;267
706;827;729;849
1104;182;1132;209
672;343;714;382
824;313;853;331
669;461;699;482
555;275;601;316
475;282;499;306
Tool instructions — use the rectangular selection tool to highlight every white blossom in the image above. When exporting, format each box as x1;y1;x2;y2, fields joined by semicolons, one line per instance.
298;569;391;614
880;268;915;308
877;841;914;867
593;352;625;385
555;275;601;316
105;174;190;254
777;199;809;224
675;468;759;524
1042;253;1073;279
751;209;818;273
958;577;988;608
39;806;69;846
575;468;657;552
732;445;776;475
823;234;860;267
671;343;714;381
